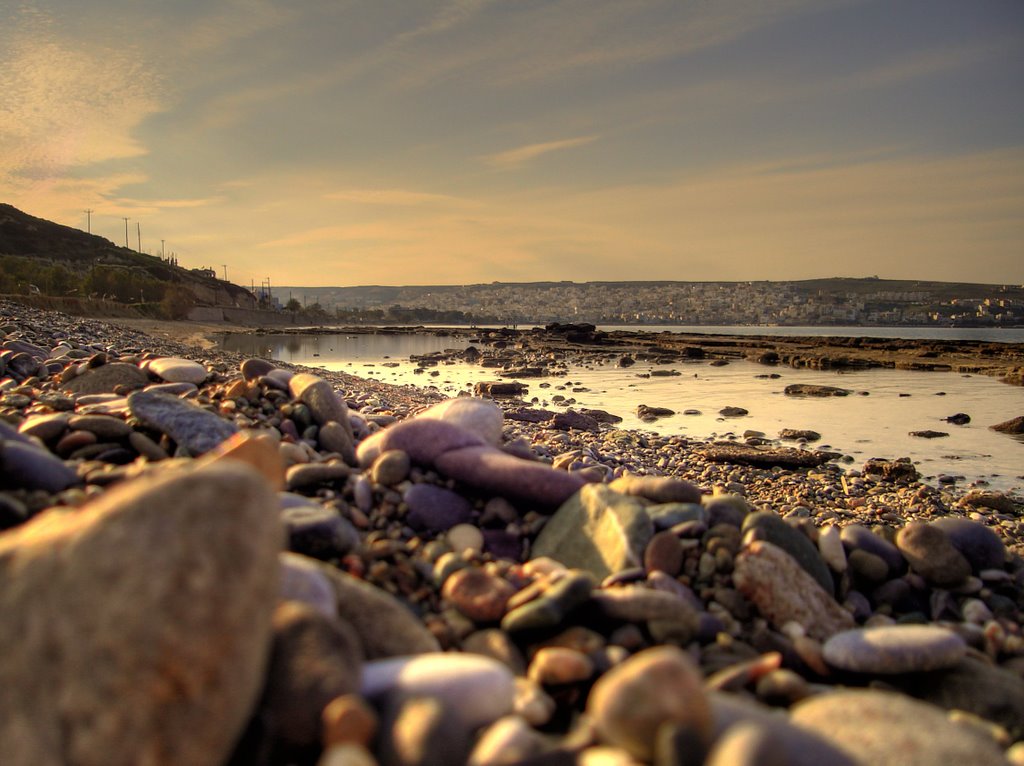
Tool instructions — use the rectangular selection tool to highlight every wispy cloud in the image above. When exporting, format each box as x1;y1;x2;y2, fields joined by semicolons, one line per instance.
482;135;599;169
324;188;473;206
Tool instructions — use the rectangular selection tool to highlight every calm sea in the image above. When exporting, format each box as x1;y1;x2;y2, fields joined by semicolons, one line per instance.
218;326;1024;494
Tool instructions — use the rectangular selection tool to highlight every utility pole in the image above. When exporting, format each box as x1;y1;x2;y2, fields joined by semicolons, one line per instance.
161;239;165;260
222;264;228;282
136;222;141;253
84;209;93;234
123;217;130;248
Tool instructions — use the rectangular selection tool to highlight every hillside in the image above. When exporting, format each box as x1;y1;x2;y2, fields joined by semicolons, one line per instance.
0;203;254;312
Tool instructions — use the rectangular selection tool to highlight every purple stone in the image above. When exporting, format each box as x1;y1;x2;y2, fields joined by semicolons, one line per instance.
404;484;474;533
377;419;486;466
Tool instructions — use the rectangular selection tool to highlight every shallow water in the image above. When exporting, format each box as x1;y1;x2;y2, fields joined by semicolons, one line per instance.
219;331;1024;493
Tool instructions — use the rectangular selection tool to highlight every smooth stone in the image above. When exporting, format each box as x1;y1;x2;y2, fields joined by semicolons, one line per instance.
609;474;702;504
128;390;238;455
733;541;855;641
646;502;705;530
848;549;890;584
931;517;1007;571
147;356;208;384
0;440;80;492
886;656;1024;741
0;463;281;766
528;647;594;685
823;625;967;674
68;413;132;439
708;692;858;766
896;522;972;587
61;362;148;394
418;397;504;446
586;645;712;762
446;523;484;554
378;694;471;766
318;421;357;466
282;505;359;560
702;493;751;528
531;484;654;580
285;462;352;491
371;449;412;486
817;525;847;573
17;412;71;442
434;445;589;509
468;715;550;766
319;567;440;659
253;601;363;759
644;530;684;576
442;567;515;623
358;418;486;467
322;694;379;748
501;570;595;634
288;373;355;441
840;524;905;575
143;381;198;396
279;552;338;617
241;357;276;381
791;690;1010;766
741;512;833;593
361;653;515;732
320;743;377;766
705;722;788;766
404;483;475;533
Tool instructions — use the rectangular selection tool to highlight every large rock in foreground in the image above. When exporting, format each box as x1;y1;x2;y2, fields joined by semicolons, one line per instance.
0;462;282;766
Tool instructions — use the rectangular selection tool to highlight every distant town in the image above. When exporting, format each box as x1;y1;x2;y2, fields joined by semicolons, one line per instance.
273;278;1024;328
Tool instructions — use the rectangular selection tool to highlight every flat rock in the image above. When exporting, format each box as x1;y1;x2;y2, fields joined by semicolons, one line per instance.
783;384;850;397
822;625;966;674
696;442;839;468
778;428;821;442
0;462;281;766
62;362;148;395
147;357;207;385
531;484;654;580
791;690;1010;766
990;415;1024;434
733;541;854;641
128;390;239;455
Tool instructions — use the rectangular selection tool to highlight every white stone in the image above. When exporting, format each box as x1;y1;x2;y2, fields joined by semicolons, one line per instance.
818;525;847;573
147;356;208;384
361;653;515;731
419;398;504;446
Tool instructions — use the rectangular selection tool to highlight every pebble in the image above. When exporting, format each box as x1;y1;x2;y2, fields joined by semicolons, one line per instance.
442;566;516;623
0;462;281;766
733;541;855;640
147;356;208;384
361;653;516;732
896;522;972;587
586;645;712;762
322;694;379;748
128;389;238;455
527;646;594;685
370;449;411;486
0;439;80;491
531;483;653;579
404;482;475;533
822;624;967;673
791;689;1010;766
741;512;833;593
418;396;505;445
931;516;1007;571
61;361;148;394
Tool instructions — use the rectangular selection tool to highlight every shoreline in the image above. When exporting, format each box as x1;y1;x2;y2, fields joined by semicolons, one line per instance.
3;299;1024;764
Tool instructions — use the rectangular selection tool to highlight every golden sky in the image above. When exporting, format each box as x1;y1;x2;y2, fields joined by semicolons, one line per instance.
1;0;1022;287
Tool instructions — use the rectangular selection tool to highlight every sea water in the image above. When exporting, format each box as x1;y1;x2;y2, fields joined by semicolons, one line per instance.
218;330;1024;493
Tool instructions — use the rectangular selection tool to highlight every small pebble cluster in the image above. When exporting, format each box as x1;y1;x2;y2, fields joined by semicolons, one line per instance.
1;298;1023;766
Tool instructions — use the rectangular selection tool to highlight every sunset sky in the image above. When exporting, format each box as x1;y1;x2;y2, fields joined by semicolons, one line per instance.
2;0;1022;288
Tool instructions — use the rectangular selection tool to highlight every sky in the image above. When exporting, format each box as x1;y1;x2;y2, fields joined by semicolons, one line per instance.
1;0;1023;288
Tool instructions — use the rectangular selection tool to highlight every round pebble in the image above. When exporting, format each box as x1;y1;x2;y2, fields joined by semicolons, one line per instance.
822;625;967;674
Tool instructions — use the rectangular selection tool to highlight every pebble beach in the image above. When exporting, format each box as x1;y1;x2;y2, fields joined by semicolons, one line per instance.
2;297;1023;766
